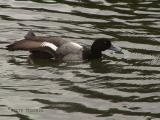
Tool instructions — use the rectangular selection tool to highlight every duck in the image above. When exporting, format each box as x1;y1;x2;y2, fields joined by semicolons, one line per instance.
6;30;122;61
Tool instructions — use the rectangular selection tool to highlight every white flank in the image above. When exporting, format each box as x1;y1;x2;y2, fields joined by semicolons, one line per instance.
41;42;58;51
70;42;83;49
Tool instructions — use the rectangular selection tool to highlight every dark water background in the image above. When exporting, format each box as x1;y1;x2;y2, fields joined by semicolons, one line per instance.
0;0;160;120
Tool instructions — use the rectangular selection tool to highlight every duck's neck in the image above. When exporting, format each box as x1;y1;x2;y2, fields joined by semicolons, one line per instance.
83;47;102;59
91;51;102;59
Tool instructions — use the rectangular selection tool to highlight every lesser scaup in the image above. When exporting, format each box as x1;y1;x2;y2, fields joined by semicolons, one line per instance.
6;30;122;61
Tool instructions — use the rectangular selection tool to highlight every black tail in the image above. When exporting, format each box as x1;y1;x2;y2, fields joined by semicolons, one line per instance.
6;43;15;51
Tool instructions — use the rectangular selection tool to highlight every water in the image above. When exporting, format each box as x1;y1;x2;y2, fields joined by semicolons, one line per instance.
0;0;160;120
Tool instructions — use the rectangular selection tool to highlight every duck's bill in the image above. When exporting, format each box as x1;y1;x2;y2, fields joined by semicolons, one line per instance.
109;44;123;53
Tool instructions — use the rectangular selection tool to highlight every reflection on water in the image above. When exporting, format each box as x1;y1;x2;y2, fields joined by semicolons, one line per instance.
0;0;160;120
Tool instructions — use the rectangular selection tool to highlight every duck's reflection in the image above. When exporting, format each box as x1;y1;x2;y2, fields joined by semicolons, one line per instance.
27;54;61;67
7;53;123;73
89;58;123;73
7;53;59;67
